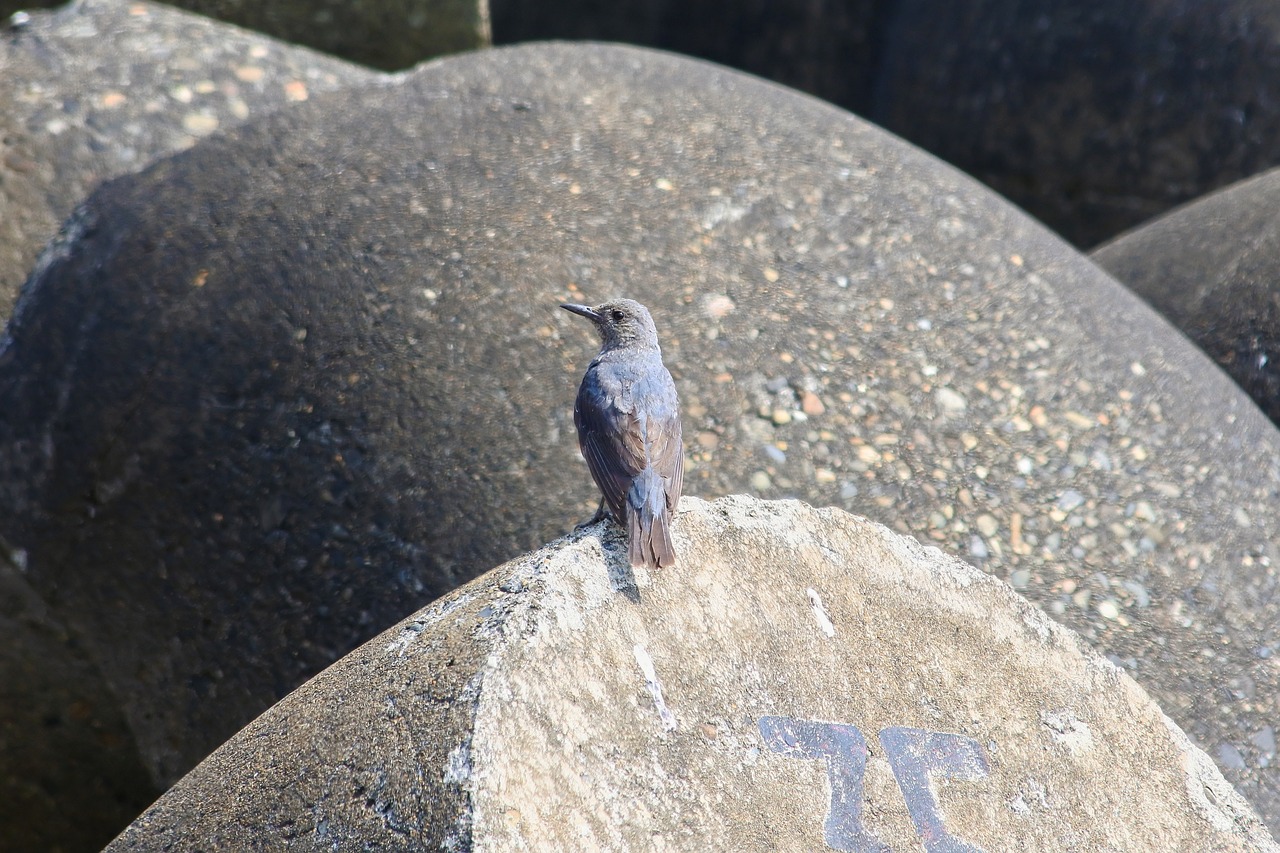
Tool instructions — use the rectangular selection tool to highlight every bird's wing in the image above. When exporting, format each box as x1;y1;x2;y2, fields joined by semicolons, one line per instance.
575;372;646;521
644;380;684;514
662;427;684;514
575;359;685;521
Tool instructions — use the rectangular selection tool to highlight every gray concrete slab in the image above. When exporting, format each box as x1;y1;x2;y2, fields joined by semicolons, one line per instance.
108;497;1277;851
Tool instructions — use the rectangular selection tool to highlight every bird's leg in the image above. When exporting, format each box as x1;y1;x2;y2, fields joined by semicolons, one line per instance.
575;497;614;531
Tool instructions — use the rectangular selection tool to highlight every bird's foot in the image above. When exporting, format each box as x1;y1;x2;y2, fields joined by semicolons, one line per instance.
574;500;614;531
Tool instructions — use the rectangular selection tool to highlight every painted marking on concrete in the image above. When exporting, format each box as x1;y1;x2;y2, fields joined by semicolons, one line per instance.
760;717;991;852
878;726;990;853
758;716;885;852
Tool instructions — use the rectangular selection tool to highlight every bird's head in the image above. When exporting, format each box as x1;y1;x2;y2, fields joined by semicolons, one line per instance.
561;298;661;351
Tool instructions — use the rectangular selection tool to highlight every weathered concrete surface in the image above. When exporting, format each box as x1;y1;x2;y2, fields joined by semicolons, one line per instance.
872;0;1280;247
161;0;491;70
3;41;1280;838
107;497;1278;851
1092;167;1280;427
0;0;379;319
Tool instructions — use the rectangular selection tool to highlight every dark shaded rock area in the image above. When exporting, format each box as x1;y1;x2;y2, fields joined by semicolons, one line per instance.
108;497;1278;852
0;0;489;71
160;0;490;71
1092;167;1280;427
12;2;1280;251
12;1;1280;250
0;0;379;320
490;0;1280;249
871;0;1280;248
489;0;895;118
3;39;1280;848
0;0;61;18
0;6;377;846
0;546;158;853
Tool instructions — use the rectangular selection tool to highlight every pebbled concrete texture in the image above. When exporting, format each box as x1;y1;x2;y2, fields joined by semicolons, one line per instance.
3;40;1280;840
107;497;1278;852
0;0;380;319
1092;167;1280;428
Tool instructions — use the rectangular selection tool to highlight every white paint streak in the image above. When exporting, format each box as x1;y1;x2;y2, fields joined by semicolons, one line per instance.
633;644;677;731
1041;709;1094;755
385;594;473;656
807;587;836;638
385;625;422;656
443;740;472;786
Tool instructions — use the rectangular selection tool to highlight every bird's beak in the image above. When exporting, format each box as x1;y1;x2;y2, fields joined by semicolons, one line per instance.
560;303;600;322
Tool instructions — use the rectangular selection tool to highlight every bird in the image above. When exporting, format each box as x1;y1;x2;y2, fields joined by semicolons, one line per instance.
561;298;684;568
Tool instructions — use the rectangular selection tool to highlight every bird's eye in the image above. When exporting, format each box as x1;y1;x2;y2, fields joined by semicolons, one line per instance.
611;309;625;323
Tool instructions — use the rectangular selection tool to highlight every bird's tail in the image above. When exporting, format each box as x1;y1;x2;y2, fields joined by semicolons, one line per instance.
627;468;676;569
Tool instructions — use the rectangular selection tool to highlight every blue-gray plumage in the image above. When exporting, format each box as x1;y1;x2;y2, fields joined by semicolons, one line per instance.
561;299;684;568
